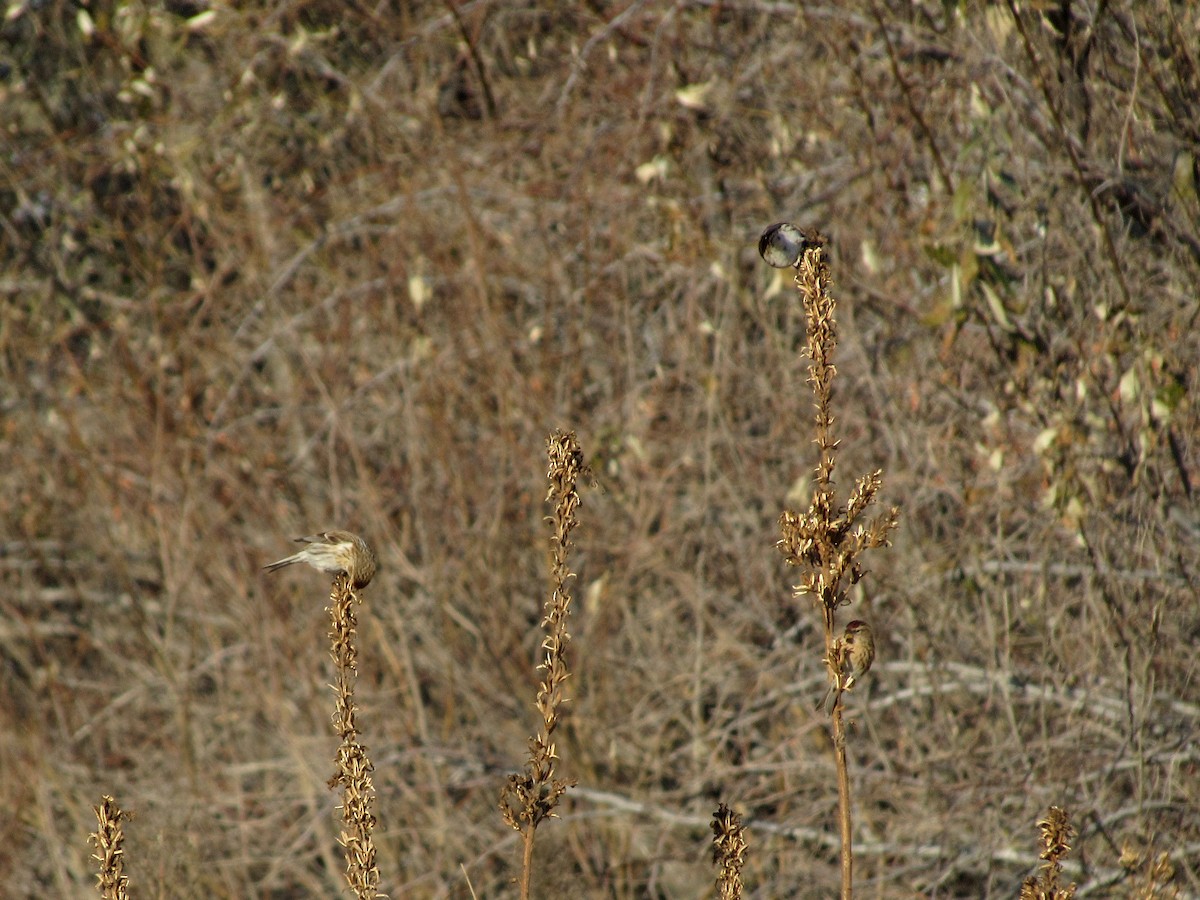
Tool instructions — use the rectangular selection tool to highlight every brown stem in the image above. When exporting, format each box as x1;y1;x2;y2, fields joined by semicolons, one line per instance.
869;0;952;196
443;0;497;119
519;827;536;900
833;704;854;899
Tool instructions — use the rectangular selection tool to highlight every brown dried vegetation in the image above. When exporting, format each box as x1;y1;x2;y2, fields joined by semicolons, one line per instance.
3;1;1198;896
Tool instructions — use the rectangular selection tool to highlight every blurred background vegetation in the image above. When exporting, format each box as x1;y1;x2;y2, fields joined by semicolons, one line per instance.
1;1;1197;896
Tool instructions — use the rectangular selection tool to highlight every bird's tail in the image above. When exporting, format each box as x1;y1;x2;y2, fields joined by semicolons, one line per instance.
816;683;837;713
263;554;301;573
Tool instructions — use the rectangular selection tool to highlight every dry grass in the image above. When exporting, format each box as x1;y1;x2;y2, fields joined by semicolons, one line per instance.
3;1;1199;897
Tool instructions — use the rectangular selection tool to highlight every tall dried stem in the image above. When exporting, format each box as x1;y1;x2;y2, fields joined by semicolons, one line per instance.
327;572;381;899
774;230;898;899
500;429;588;899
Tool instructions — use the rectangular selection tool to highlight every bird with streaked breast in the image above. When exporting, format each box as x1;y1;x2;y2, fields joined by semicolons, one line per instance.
264;530;377;590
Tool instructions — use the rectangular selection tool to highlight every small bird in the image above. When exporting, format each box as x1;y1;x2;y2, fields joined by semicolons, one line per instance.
819;619;876;711
758;222;819;268
264;530;377;590
841;620;875;687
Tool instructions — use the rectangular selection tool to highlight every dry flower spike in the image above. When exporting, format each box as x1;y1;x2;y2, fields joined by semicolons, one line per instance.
326;569;382;898
89;795;131;900
712;803;748;900
500;429;588;900
1019;806;1077;900
764;226;897;898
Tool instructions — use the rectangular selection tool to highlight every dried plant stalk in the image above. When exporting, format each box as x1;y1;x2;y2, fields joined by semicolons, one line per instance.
774;231;898;900
500;429;588;900
712;803;748;900
1120;841;1181;900
88;794;131;900
327;572;382;899
1019;806;1077;900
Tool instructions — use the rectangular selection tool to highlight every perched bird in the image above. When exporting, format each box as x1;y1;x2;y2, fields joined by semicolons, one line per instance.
264;530;377;590
841;620;875;687
758;222;820;268
819;619;876;711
